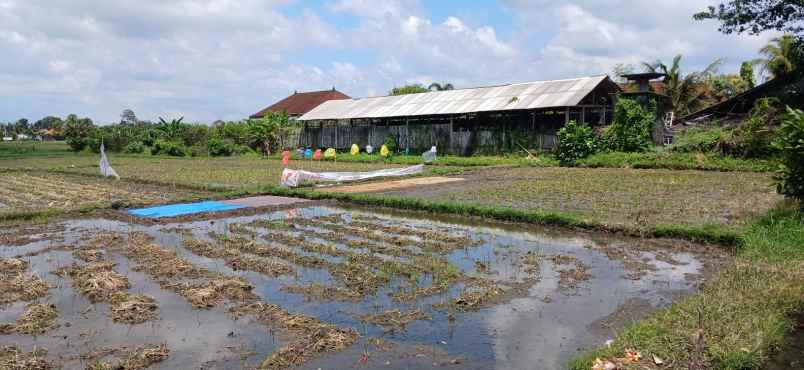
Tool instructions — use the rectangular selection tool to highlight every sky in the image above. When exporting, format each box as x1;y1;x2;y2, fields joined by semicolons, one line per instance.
0;0;779;124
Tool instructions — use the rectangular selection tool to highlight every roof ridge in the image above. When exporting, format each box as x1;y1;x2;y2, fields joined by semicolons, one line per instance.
350;75;607;100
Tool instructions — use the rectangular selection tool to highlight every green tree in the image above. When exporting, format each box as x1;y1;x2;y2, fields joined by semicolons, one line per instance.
740;61;756;88
64;114;95;152
428;82;454;91
694;1;803;37
555;120;599;164
711;74;750;100
120;109;139;126
155;116;186;141
758;34;799;79
774;106;804;203
604;98;656;152
642;54;721;116
390;84;429;95
246;112;287;154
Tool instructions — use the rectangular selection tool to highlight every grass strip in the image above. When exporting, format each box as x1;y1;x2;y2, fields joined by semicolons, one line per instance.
576;151;778;173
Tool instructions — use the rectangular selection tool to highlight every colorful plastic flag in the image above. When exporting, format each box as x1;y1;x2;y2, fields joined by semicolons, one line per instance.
313;149;322;160
304;148;313;159
281;150;290;167
380;144;390;157
350;144;359;156
365;145;373;154
324;148;336;159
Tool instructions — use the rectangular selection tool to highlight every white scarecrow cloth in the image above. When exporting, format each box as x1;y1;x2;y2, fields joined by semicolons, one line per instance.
422;146;437;163
99;142;120;179
281;164;424;187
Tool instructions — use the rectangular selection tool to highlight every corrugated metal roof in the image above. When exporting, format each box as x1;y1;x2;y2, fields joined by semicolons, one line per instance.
299;75;611;121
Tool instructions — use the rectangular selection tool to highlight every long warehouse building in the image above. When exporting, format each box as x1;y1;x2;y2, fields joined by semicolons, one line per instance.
297;75;621;155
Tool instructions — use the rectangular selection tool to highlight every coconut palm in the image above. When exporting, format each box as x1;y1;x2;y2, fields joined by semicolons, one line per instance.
428;82;455;91
642;54;721;116
758;34;798;79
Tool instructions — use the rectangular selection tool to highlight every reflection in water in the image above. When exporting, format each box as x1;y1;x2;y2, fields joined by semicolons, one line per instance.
0;206;722;369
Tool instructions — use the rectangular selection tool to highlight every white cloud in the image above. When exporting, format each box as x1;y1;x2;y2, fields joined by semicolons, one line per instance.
0;0;781;123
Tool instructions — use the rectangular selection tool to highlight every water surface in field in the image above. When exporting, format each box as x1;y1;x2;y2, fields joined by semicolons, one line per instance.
0;206;725;369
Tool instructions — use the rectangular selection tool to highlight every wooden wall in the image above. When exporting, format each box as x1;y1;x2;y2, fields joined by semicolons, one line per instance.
294;106;609;155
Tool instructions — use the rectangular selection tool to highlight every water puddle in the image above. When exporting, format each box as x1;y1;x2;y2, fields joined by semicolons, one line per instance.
0;206;727;369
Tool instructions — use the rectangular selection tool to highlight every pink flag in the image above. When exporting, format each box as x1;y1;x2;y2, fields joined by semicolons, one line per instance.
313;149;322;160
281;150;290;167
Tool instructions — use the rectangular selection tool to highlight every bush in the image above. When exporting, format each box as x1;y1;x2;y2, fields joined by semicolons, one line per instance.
383;135;397;153
724;98;781;158
774;107;804;203
207;137;234;157
555;120;599;164
604;98;655;152
150;140;187;157
124;141;145;154
671;126;729;153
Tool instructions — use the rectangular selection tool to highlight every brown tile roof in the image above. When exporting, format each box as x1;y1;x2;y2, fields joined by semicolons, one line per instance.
250;89;350;118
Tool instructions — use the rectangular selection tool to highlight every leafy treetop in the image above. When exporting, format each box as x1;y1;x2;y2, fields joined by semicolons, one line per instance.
694;1;803;37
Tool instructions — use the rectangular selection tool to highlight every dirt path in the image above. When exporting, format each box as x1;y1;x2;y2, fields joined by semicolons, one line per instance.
315;176;465;193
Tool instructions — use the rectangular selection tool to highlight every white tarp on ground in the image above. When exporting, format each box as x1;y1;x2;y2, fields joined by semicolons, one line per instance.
281;164;424;188
99;142;120;179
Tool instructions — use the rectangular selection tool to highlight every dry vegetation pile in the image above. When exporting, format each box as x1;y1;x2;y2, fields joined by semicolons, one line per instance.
109;293;158;324
229;302;359;369
224;213;541;313
0;258;52;306
0;346;51;369
0;303;58;335
120;231;360;368
85;344;169;370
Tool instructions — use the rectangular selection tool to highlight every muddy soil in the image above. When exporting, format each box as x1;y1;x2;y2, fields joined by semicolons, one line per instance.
0;205;728;369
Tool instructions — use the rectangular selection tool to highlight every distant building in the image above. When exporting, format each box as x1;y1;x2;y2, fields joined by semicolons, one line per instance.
250;88;351;120
15;133;29;140
298;75;621;155
2;137;12;141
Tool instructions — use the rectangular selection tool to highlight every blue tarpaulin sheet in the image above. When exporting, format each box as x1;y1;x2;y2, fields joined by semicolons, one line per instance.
128;201;246;218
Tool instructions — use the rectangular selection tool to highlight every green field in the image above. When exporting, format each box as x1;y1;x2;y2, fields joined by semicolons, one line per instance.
372;166;780;230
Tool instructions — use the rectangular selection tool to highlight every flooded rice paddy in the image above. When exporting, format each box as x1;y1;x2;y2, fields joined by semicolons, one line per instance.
0;206;727;369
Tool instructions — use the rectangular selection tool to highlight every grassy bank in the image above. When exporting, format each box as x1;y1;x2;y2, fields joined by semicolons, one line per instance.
266;150;777;172
0;140;73;158
577;151;778;172
569;204;804;370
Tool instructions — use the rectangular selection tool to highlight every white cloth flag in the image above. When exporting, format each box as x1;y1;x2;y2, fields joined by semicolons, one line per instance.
99;142;120;179
422;146;437;163
281;164;424;187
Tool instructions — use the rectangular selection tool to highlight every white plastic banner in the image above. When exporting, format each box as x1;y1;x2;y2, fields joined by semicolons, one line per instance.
281;164;424;187
99;142;120;179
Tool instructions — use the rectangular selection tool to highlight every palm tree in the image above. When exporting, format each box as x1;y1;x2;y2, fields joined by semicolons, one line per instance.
642;55;721;116
428;82;454;91
758;34;798;79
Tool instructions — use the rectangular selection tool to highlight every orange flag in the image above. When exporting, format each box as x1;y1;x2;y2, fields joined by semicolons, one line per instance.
281;150;290;167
